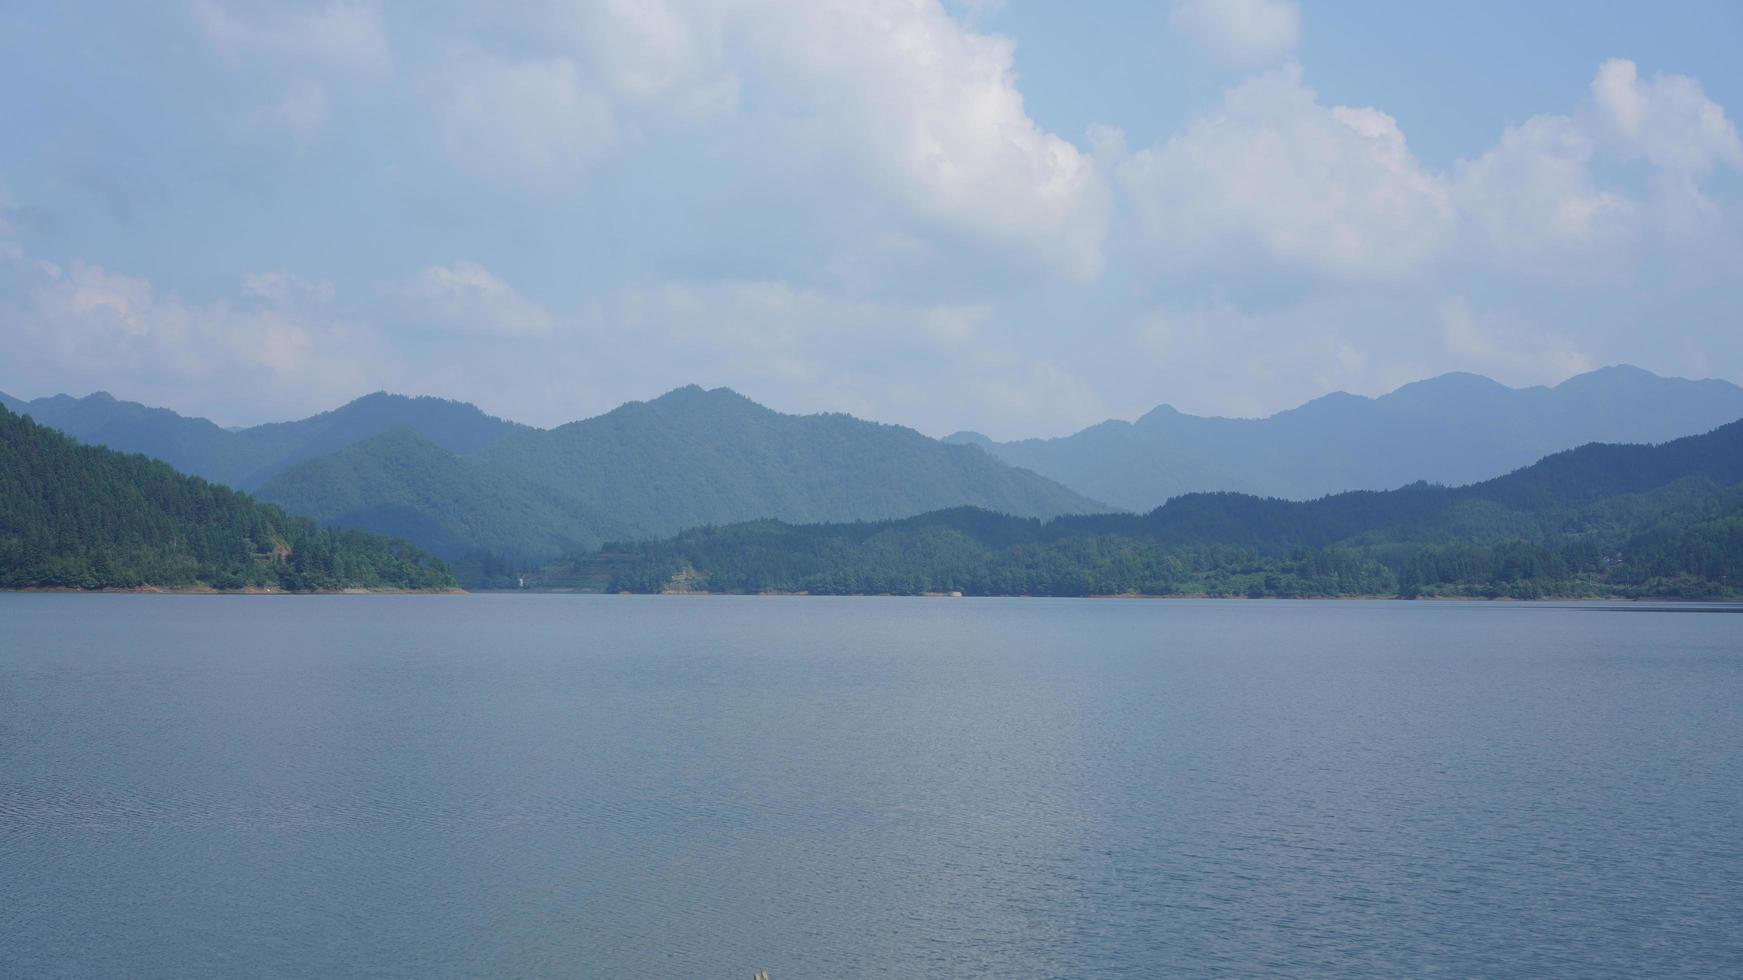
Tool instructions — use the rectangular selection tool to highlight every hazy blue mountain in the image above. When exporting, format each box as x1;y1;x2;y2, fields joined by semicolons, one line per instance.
8;390;530;490
585;418;1743;599
256;386;1110;562
0;390;26;415
947;366;1743;511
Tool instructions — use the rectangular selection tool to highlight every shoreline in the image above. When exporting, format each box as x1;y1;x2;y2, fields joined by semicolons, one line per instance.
2;586;468;596
7;587;1733;603
546;588;1737;603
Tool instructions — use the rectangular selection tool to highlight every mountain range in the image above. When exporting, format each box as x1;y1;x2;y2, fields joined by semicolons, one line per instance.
6;364;1742;584
583;417;1743;599
253;386;1105;561
0;389;530;490
947;365;1743;511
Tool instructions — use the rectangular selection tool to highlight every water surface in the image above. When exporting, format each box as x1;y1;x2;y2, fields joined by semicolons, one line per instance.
2;595;1739;977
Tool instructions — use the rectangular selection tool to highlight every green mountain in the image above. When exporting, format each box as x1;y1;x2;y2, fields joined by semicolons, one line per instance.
948;366;1743;511
255;386;1109;567
574;418;1743;599
0;408;456;591
4;390;530;490
255;427;599;560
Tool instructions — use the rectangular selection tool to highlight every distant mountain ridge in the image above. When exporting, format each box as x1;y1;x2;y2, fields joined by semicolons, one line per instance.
255;385;1110;563
947;366;1743;511
584;417;1743;599
0;389;530;490
14;365;1743;582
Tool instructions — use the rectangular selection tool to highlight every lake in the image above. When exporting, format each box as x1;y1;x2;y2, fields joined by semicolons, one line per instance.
2;594;1739;977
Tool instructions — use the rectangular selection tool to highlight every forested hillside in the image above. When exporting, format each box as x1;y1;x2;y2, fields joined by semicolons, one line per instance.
256;385;1109;564
0;408;456;591
950;366;1743;510
567;420;1743;599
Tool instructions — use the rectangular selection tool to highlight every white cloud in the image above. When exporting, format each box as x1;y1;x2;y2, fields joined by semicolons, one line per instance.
439;53;618;186
1119;58;1742;287
946;0;1006;22
1590;59;1743;176
1452;60;1742;269
191;0;391;75
393;260;556;338
1453;114;1636;272
441;0;1108;279
1118;64;1455;279
0;251;385;423
1170;0;1300;67
742;0;1110;280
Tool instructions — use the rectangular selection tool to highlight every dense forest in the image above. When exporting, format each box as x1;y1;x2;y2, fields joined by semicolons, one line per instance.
550;420;1743;599
0;408;456;591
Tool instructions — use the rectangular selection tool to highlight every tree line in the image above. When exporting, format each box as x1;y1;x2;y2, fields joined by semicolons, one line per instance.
1;408;455;591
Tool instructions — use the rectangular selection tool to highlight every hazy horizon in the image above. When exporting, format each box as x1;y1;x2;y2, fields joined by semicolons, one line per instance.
6;361;1738;441
3;1;1742;439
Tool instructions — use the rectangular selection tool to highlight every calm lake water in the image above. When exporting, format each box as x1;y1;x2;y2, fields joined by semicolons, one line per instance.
2;594;1739;978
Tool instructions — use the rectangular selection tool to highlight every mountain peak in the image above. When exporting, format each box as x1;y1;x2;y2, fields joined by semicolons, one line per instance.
944;430;995;448
651;383;750;402
1551;364;1664;391
1561;363;1657;381
638;384;765;414
1387;371;1516;399
1135;403;1182;426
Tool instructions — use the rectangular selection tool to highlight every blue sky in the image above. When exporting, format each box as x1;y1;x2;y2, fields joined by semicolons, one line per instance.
2;0;1740;437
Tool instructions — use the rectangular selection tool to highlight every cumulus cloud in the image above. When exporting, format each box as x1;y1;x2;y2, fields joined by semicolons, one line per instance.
1170;0;1300;67
1118;58;1741;288
1118;64;1454;279
191;0;391;75
1590;59;1743;175
1453;115;1636;272
439;0;1108;279
0;249;385;423
743;0;1110;280
1453;60;1742;269
393;260;556;338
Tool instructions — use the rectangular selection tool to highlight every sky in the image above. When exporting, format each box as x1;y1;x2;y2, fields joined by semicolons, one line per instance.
2;0;1741;438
